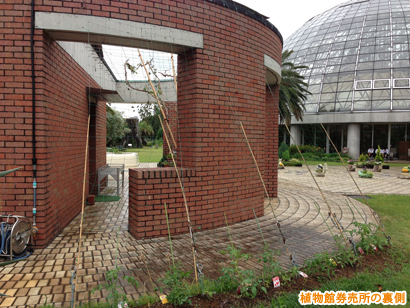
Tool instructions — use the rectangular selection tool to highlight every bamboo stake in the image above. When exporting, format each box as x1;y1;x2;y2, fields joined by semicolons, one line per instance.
164;203;175;267
239;121;292;258
252;208;266;247
73;115;90;308
141;253;158;297
137;51;199;287
224;213;233;245
319;123;390;244
171;54;177;93
313;202;336;239
282;123;349;248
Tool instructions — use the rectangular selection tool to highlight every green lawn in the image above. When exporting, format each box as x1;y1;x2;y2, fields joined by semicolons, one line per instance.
126;147;163;163
355;194;410;249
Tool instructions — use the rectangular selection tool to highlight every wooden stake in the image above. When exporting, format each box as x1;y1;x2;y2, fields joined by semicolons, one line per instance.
137;51;199;287
73;115;90;308
171;54;178;93
320;123;390;243
239;121;291;258
164;203;175;267
141;253;158;297
282;122;349;248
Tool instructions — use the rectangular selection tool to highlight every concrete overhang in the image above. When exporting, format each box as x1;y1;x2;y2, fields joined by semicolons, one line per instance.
264;55;281;85
116;81;176;103
35;12;204;53
87;88;123;103
291;111;410;124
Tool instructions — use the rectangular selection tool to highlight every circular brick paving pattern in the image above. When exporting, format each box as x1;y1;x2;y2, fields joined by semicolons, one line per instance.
1;165;407;307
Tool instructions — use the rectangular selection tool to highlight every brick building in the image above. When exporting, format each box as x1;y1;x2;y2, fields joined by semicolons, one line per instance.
0;0;282;247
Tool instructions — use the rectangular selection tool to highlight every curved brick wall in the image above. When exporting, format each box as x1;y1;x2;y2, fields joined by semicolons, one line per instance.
1;0;282;243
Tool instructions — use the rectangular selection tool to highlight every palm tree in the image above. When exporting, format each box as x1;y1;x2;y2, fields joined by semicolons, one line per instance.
279;50;311;126
138;120;154;137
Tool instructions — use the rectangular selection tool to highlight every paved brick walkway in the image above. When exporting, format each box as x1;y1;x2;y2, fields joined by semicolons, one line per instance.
0;165;408;307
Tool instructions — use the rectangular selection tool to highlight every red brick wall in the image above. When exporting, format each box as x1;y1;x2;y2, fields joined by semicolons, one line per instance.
129;167;265;239
1;0;281;244
266;86;279;197
124;0;281;238
129;168;195;238
0;2;106;247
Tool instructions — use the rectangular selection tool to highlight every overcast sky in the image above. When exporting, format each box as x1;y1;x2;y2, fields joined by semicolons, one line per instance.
234;0;347;39
110;0;349;117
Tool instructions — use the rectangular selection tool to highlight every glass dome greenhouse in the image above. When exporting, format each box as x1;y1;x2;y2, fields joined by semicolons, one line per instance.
284;0;410;113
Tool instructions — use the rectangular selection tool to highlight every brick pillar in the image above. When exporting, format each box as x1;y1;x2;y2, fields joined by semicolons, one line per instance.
266;85;279;198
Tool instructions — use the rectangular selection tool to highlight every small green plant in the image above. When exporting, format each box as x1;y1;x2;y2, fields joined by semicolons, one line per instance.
92;266;138;306
359;153;369;162
303;250;336;277
333;242;360;268
281;266;299;285
217;244;266;298
136;293;159;306
258;247;283;286
157;263;193;305
374;145;384;164
351;222;388;252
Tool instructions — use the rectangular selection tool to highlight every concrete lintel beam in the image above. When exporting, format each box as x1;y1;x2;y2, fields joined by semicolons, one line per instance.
35;12;203;53
264;54;281;85
115;80;176;104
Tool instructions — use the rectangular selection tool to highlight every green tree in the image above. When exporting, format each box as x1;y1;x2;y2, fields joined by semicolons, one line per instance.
138;104;161;138
139;120;154;137
279;50;311;126
106;105;131;146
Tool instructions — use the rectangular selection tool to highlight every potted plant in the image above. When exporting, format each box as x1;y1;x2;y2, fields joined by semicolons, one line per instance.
400;165;410;179
358;153;368;168
358;166;374;178
347;160;356;172
315;163;327;177
373;146;383;172
278;158;285;169
373;160;382;172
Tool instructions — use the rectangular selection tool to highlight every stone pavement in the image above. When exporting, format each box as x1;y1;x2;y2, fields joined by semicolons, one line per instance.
0;164;408;307
279;165;409;196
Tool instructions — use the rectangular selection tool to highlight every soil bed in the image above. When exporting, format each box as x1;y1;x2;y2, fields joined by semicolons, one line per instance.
134;247;402;308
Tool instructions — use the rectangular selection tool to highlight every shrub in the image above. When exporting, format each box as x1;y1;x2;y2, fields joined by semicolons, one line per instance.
282;150;290;161
146;141;154;147
283;159;303;166
289;144;324;155
359;153;369;162
374;145;384;163
278;142;289;159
